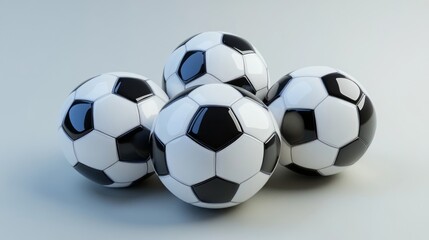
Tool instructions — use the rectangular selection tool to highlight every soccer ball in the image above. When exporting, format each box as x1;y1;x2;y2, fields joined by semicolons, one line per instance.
265;66;376;176
58;72;169;187
152;84;280;208
162;31;269;100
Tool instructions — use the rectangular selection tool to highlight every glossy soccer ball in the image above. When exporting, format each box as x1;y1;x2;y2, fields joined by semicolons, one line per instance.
265;66;376;176
58;72;169;187
163;31;269;100
152;84;280;208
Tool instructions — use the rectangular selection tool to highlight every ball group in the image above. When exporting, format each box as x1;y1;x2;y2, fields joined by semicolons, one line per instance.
58;32;377;209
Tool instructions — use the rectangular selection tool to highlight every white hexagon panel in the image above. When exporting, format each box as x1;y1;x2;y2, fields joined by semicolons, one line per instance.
74;130;118;170
138;95;166;130
165;74;185;98
153;96;199;144
291;140;338;169
206;45;244;82
74;74;117;101
159;175;199;203
216;134;264;183
93;94;140;138
315;97;359;148
281;77;328;110
166;136;216;186
243;53;268;91
104;161;149;183
231;97;276;142
232;172;270;203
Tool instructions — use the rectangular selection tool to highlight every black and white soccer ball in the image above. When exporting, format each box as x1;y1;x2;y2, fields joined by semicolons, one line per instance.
163;31;269;100
58;72;169;187
265;66;376;176
152;84;280;208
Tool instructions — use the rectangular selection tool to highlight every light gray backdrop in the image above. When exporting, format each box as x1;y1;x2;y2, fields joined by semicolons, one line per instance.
1;0;428;239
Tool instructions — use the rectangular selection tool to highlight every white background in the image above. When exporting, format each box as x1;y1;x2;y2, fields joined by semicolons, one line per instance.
1;0;428;239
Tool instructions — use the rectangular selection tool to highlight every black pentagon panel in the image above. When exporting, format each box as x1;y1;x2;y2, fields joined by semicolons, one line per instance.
222;34;255;54
286;163;323;176
178;51;206;83
281;109;317;146
187;106;243;152
261;133;281;174
152;135;169;176
74;163;114;185
227;76;256;94
192;177;239;203
175;33;199;50
321;73;362;104
62;100;94;140
113;77;153;103
264;74;293;105
358;95;376;146
232;85;266;108
335;138;368;167
116;126;151;163
162;85;199;110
